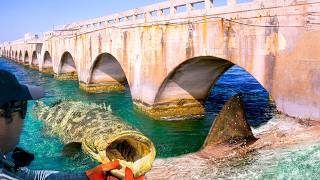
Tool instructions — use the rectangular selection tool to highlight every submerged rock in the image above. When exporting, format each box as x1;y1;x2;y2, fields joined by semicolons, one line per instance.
32;100;156;178
203;94;256;147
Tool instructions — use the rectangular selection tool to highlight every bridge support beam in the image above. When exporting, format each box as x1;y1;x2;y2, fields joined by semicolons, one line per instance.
54;72;78;80
40;67;54;75
79;82;125;93
22;62;29;66
30;64;39;71
133;100;205;120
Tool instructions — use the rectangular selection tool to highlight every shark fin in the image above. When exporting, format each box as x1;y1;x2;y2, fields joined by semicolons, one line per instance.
203;94;256;147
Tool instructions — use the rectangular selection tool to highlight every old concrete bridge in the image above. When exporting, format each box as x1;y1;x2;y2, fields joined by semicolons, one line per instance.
1;0;320;120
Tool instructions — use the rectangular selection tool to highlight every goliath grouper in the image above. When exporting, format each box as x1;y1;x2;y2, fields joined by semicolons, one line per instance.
32;100;156;178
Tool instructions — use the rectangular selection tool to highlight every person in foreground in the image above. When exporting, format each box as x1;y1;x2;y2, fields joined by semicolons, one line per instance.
0;70;143;180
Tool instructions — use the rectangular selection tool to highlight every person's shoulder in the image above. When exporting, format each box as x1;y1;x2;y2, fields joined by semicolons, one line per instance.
0;168;21;180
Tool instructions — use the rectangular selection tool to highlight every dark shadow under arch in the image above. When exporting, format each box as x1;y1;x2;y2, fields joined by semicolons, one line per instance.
43;51;53;68
24;51;29;63
155;56;234;105
31;51;38;65
14;51;18;61
19;51;22;61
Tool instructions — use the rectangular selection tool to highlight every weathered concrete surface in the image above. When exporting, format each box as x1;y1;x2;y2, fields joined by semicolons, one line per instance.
1;0;320;120
79;82;125;93
32;101;156;178
54;72;78;80
40;67;54;75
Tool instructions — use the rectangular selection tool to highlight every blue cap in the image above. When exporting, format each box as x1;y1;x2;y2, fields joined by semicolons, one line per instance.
0;70;45;107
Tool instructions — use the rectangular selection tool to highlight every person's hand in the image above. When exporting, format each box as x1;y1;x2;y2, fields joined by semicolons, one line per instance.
85;160;120;180
124;167;144;180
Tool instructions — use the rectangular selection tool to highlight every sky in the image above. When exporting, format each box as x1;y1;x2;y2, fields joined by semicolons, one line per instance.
0;0;251;43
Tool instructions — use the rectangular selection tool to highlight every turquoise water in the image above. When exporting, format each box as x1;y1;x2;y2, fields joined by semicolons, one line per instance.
0;58;274;173
194;141;320;179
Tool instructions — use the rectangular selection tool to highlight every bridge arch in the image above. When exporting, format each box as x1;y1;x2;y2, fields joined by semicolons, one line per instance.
31;51;38;65
81;53;128;93
24;51;29;63
150;56;272;120
155;56;234;105
43;51;52;68
31;51;39;70
41;51;53;74
56;51;78;80
18;51;22;62
14;51;18;61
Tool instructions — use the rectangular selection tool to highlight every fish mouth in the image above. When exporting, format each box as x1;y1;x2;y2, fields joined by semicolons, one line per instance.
105;133;156;178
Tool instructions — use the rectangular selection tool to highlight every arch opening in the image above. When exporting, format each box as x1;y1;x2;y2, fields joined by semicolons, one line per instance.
24;51;29;64
31;51;39;70
31;51;38;64
204;66;274;129
18;51;22;62
137;56;274;124
81;53;128;93
42;51;53;74
56;51;78;80
14;51;18;61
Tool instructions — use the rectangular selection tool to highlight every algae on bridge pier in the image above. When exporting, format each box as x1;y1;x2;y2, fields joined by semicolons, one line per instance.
32;100;156;178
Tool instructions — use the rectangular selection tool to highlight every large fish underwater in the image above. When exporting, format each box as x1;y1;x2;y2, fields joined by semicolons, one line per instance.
32;100;156;178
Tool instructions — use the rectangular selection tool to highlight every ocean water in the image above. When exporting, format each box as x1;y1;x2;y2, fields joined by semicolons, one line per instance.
192;142;320;179
0;58;275;173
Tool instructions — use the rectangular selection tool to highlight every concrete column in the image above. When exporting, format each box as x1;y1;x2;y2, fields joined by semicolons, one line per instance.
228;0;237;6
205;0;214;9
169;0;176;14
132;14;138;21
145;12;151;21
187;3;193;12
114;17;120;24
170;6;176;14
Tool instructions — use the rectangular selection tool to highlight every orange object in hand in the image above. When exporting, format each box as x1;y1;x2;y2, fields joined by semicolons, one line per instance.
124;167;144;180
85;160;120;180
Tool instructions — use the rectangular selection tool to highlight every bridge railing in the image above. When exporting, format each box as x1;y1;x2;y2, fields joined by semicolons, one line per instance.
51;0;256;35
11;38;25;44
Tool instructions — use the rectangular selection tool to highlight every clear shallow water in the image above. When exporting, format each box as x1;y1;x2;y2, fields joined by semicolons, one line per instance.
193;142;320;179
0;58;274;172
